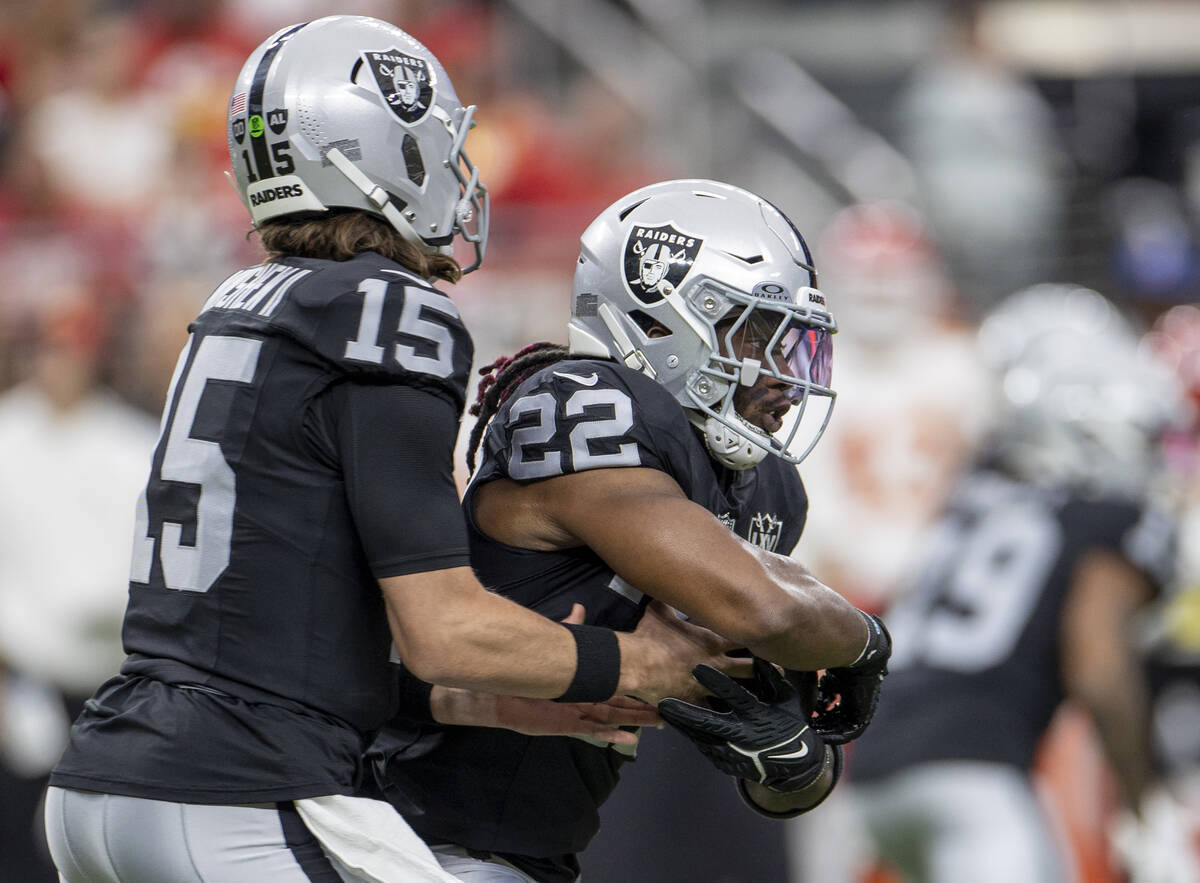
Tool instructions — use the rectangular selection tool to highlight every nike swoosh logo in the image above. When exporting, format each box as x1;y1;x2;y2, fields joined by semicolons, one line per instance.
772;743;810;760
553;371;599;386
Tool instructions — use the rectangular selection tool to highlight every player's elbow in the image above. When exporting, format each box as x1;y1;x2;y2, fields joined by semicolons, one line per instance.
393;638;448;686
391;624;475;687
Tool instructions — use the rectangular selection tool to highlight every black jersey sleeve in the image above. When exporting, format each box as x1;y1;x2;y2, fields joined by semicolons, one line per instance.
305;379;471;577
1065;496;1178;596
470;359;696;488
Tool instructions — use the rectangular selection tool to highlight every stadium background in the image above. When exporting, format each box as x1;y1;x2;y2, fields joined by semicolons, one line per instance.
0;1;1198;881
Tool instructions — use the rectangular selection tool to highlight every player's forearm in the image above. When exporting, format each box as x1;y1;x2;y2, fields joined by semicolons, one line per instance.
390;588;576;698
590;516;867;670
1060;551;1157;812
1067;631;1153;811
735;551;867;670
384;570;729;704
1078;675;1154;811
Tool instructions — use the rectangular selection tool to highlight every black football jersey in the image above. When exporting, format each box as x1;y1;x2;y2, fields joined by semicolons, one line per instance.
851;465;1176;781
51;252;473;803
367;359;807;877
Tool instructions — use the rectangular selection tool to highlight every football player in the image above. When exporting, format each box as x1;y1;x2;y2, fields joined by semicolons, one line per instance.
847;285;1180;883
365;179;891;883
42;19;740;883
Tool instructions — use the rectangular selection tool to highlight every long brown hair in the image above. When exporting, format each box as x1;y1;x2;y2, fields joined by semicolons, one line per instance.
256;210;462;283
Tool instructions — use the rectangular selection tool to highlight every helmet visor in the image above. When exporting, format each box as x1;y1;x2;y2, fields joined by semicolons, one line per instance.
727;309;834;395
778;324;833;392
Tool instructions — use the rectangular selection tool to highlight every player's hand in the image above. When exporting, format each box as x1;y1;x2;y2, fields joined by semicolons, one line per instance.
429;604;661;744
498;602;661;742
811;612;891;745
657;657;829;793
487;694;658;745
625;601;753;705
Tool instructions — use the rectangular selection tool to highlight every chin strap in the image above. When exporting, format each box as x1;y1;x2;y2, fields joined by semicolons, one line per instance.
324;147;442;255
692;412;769;470
598;303;657;378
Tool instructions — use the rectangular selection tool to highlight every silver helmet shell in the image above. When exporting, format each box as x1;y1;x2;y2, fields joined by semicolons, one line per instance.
226;15;488;271
978;284;1178;496
568;179;837;469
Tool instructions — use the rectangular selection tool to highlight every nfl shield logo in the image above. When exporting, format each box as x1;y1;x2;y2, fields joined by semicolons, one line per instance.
364;49;436;124
623;223;703;303
747;512;783;552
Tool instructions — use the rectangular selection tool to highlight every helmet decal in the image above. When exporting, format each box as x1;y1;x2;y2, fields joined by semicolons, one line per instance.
243;22;309;183
267;108;288;135
230;94;247;144
364;49;436;124
623;224;703;303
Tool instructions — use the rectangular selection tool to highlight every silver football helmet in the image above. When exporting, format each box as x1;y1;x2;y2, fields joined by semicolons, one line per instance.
569;180;836;469
978;284;1178;495
226;15;488;271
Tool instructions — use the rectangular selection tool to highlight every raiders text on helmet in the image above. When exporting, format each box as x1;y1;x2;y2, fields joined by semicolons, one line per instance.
568;179;837;469
226;15;489;271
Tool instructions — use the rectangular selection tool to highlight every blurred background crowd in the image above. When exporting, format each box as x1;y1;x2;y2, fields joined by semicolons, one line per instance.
0;0;1199;881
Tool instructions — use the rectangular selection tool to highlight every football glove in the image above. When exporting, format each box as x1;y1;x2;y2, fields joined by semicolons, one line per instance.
811;611;891;745
657;657;828;793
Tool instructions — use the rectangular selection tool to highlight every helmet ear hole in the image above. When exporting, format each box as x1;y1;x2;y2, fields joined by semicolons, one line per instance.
401;135;425;185
628;310;670;338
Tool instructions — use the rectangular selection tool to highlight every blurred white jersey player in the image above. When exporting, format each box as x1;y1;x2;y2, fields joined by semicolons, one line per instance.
788;202;988;883
796;201;988;608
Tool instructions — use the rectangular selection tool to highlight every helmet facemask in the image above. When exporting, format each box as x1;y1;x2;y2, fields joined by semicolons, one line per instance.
682;285;836;469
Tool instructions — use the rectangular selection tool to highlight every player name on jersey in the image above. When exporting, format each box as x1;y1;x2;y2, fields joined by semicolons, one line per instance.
201;264;312;318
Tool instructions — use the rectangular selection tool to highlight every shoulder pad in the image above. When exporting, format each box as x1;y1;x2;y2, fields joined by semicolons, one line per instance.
483;358;690;482
203;255;473;406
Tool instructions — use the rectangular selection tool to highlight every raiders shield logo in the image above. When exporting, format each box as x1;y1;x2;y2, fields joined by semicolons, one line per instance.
747;512;783;552
364;49;435;124
623;224;703;303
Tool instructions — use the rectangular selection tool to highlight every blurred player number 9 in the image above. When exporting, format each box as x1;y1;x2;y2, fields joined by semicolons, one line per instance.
129;279;458;593
886;488;1061;673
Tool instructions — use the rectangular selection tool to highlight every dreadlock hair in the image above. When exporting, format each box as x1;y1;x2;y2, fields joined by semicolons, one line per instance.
465;342;570;474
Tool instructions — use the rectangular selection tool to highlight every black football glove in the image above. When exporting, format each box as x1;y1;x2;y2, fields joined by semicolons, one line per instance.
812;611;891;745
657;657;828;793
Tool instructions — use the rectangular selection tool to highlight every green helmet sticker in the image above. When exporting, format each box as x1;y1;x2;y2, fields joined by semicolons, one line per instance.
248;114;265;138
